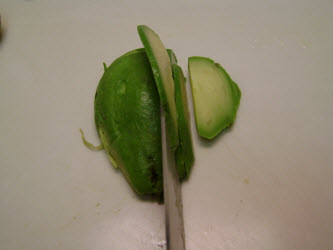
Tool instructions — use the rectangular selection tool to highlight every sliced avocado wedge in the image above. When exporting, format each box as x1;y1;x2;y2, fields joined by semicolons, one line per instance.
172;63;195;179
167;49;194;179
188;56;241;139
167;49;178;65
95;49;162;195
137;25;179;150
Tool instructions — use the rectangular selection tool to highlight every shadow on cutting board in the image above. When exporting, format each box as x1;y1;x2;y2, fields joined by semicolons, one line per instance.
0;17;6;46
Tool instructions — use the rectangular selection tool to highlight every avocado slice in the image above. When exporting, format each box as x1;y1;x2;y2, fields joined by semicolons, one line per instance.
188;56;241;139
137;25;179;150
167;49;178;65
172;63;195;179
95;49;162;195
166;49;194;179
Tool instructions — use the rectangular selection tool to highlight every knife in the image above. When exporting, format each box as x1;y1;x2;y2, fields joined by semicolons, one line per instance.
161;108;186;250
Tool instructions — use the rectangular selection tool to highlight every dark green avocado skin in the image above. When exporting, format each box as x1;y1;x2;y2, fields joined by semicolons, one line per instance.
94;50;162;195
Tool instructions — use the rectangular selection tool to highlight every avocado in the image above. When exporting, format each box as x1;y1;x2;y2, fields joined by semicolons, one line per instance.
188;56;241;139
172;63;195;179
137;25;179;151
167;48;177;65
165;49;195;179
94;49;162;195
123;48;176;62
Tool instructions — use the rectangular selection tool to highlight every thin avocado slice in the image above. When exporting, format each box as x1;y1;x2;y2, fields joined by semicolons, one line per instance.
137;25;179;150
188;56;241;139
172;63;195;179
95;49;162;195
167;49;194;179
167;49;178;65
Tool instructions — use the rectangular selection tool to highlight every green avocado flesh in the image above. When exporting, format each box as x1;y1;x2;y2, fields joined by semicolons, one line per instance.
166;49;194;179
172;63;195;179
137;25;179;151
94;49;162;195
188;56;241;139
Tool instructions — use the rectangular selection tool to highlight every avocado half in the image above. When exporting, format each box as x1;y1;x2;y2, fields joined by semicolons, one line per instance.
94;27;196;195
95;49;162;195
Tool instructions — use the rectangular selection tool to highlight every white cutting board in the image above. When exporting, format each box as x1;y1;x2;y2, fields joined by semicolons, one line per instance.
1;0;332;249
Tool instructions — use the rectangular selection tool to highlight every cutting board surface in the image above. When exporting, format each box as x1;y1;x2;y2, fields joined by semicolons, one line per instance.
1;0;332;249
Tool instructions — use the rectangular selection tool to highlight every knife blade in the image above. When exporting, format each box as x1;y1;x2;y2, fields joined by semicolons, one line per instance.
161;108;186;250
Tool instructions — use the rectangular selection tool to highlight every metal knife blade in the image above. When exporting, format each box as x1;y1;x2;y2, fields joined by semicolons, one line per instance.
161;108;186;250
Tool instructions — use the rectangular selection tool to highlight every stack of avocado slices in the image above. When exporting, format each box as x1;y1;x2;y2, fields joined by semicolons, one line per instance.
91;25;240;195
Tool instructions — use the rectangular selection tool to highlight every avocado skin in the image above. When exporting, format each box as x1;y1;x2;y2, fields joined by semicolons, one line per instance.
94;50;162;195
